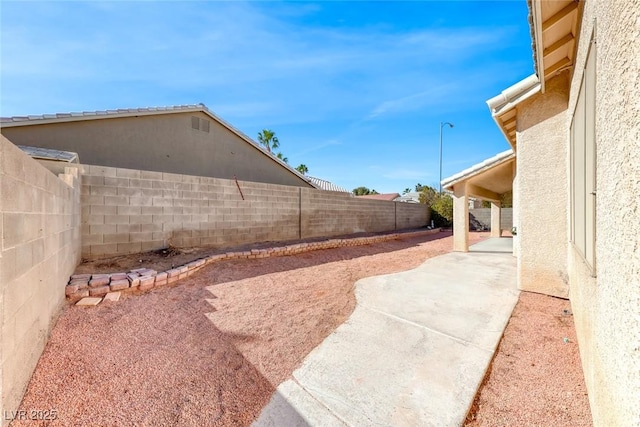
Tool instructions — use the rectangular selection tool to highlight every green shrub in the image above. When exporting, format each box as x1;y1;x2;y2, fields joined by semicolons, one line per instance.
430;194;453;227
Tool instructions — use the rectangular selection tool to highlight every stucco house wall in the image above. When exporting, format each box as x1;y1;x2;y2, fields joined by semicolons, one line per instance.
515;72;570;298
565;1;640;425
0;136;82;422
0;111;312;188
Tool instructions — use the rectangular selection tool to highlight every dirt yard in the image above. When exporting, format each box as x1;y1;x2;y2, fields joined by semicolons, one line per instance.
466;292;592;426
12;230;591;426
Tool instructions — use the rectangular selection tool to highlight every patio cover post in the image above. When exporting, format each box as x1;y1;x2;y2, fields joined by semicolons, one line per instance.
452;182;469;252
491;201;502;238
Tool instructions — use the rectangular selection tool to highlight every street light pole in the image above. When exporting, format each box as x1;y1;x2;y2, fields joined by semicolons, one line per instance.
439;121;454;194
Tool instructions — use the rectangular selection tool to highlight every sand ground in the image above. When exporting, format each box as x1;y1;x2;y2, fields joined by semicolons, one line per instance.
12;231;591;426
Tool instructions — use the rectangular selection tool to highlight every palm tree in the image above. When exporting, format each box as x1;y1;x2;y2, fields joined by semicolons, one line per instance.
276;152;288;163
353;186;378;196
257;129;279;153
296;164;308;175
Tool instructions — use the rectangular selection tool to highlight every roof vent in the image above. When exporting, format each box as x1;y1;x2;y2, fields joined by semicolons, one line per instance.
191;116;210;133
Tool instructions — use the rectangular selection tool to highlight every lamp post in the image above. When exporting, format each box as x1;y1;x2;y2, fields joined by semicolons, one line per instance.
439;121;454;194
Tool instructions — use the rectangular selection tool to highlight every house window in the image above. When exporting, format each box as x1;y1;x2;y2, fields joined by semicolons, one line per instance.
570;38;596;271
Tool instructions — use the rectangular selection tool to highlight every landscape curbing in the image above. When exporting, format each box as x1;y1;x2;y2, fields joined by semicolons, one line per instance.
69;228;442;305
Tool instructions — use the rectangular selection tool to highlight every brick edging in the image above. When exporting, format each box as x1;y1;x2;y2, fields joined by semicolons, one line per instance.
66;228;442;302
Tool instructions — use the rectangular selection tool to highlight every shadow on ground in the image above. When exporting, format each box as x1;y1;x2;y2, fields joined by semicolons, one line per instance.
14;231;487;426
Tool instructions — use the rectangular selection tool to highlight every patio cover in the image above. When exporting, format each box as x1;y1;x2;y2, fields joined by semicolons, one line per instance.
441;150;515;252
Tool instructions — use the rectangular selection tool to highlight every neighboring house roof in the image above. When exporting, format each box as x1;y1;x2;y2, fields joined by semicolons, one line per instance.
18;145;79;163
357;193;400;201
306;176;350;193
441;149;515;197
0;103;318;189
394;192;421;203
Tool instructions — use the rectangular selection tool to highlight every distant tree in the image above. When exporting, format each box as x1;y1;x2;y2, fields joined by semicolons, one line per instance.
296;164;309;175
415;183;428;192
353;186;378;196
257;129;280;153
480;191;513;209
276;152;288;163
403;187;411;194
418;185;438;206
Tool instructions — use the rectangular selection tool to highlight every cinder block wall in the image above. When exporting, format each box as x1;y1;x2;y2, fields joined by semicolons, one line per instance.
0;137;81;421
469;208;513;230
395;203;430;230
301;189;395;239
80;164;429;257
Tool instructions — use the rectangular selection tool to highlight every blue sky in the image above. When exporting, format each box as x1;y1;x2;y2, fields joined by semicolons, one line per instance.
1;1;533;193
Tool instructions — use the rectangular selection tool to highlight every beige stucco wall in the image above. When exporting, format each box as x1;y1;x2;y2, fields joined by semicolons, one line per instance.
515;72;570;298
512;161;519;257
0;137;81;423
79;164;429;257
0;112;312;188
566;1;640;425
452;183;469;252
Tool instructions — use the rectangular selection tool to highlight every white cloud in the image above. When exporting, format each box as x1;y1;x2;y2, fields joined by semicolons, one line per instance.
367;84;459;119
1;1;520;120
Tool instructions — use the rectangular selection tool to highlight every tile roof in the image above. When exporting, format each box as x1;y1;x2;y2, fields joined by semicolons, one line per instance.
306;176;350;193
357;193;400;201
394;192;421;203
0;104;207;124
18;145;79;162
1;103;318;189
441;149;515;189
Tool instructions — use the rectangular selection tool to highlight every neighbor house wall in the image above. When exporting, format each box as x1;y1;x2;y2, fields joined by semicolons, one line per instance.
0;136;81;422
566;1;640;425
0;112;312;188
79;164;429;257
515;72;570;298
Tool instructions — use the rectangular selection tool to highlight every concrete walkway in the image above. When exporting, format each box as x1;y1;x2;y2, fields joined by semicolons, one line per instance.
469;236;513;253
254;239;518;427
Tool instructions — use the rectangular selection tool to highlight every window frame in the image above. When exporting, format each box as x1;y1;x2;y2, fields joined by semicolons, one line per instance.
569;31;597;276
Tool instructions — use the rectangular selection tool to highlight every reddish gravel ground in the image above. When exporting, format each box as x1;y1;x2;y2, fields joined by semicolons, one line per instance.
466;292;593;426
13;230;485;426
11;230;592;426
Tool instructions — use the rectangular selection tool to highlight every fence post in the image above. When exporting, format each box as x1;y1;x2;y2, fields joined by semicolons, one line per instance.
394;202;397;230
298;187;302;239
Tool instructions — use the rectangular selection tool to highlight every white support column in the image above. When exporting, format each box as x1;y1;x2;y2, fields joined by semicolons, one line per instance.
491;200;502;237
452;183;469;252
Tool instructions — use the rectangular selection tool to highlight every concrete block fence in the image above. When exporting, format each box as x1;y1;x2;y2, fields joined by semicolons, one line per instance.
1;144;429;423
1;137;82;420
79;164;430;258
469;208;513;231
66;228;442;301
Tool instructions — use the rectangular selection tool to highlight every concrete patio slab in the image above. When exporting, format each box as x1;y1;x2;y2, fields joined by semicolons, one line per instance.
254;245;518;427
469;236;513;253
